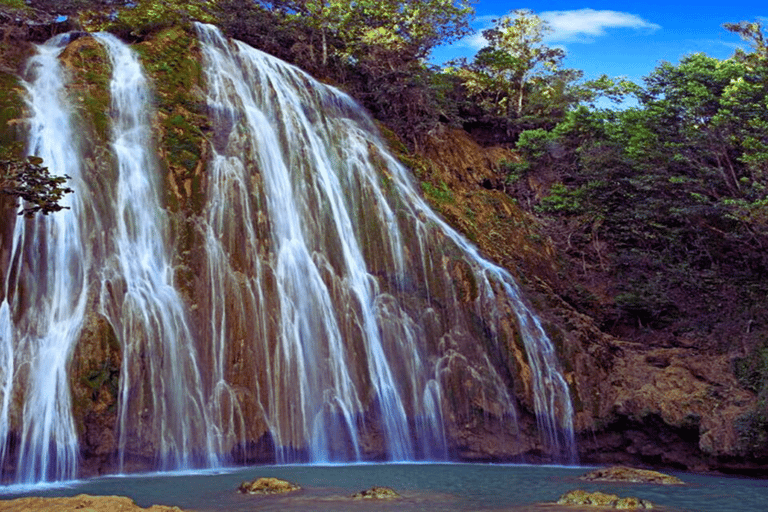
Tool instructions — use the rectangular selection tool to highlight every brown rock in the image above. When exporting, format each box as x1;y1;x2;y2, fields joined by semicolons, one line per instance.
580;466;684;485
237;477;301;495
351;486;400;499
0;494;185;511
557;489;653;509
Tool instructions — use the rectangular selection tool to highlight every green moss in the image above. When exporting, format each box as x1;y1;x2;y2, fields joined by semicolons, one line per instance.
421;180;454;205
736;403;768;454
135;26;209;209
0;72;24;159
64;39;112;144
734;344;768;393
0;0;26;8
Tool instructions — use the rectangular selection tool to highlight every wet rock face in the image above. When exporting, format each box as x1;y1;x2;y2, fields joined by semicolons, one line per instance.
238;477;301;495
69;312;122;476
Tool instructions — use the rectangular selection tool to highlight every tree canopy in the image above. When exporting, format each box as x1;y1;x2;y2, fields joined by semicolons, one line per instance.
505;19;768;339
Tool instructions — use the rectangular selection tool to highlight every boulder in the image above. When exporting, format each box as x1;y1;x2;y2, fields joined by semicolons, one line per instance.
580;466;684;485
237;477;301;495
557;490;653;509
351;486;400;499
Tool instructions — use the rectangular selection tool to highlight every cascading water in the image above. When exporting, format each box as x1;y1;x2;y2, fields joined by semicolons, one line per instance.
0;24;576;483
92;33;218;471
194;23;576;463
0;32;218;482
196;25;417;461
0;34;89;483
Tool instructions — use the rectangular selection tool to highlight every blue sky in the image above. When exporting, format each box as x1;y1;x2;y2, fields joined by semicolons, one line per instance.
433;2;766;85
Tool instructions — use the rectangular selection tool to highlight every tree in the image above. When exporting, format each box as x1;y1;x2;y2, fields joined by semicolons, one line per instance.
1;156;73;217
216;0;473;145
451;9;568;120
724;20;768;62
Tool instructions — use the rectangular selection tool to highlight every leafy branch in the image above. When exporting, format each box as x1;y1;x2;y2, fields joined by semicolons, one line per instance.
1;156;73;217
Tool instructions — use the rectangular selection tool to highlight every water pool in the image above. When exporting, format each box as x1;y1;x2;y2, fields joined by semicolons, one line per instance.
1;464;766;511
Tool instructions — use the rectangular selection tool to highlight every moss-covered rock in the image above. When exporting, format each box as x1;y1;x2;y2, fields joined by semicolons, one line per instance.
557;489;653;509
580;466;684;485
238;477;301;495
60;35;111;144
351;486;400;499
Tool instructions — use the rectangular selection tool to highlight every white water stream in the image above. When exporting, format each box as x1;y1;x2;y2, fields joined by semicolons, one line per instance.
194;23;575;463
92;33;218;472
0;26;575;483
0;34;88;483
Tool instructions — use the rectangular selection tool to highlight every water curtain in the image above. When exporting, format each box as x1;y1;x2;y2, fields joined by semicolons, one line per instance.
0;26;575;483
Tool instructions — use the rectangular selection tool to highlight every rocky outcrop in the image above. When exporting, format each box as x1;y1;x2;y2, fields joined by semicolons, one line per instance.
557;490;653;509
415;128;761;473
238;477;301;495
580;466;684;485
351;486;400;499
0;494;185;512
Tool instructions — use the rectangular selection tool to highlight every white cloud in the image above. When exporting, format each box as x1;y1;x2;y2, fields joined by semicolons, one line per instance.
460;31;489;51
456;9;660;50
541;9;661;43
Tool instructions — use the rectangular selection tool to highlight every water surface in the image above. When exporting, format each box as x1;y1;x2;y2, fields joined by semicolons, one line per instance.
1;464;766;511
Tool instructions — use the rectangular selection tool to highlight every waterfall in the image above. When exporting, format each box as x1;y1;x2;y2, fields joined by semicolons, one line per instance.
194;23;575;463
0;24;575;482
92;33;218;471
0;34;88;483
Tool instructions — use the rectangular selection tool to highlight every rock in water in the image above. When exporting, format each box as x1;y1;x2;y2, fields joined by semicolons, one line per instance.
238;477;301;495
580;466;684;485
351;486;400;499
557;490;653;509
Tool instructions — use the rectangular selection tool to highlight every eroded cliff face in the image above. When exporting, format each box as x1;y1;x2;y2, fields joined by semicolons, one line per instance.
413;125;762;473
0;14;761;480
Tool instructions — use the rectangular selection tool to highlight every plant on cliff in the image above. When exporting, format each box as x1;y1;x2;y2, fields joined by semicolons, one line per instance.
80;0;216;37
1;156;73;216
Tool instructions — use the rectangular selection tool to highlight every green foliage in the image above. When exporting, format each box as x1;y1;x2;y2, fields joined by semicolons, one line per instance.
421;180;454;205
82;0;216;37
446;9;633;142
505;21;768;333
1;156;73;216
735;342;768;453
735;345;768;393
450;9;566;119
0;0;26;8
